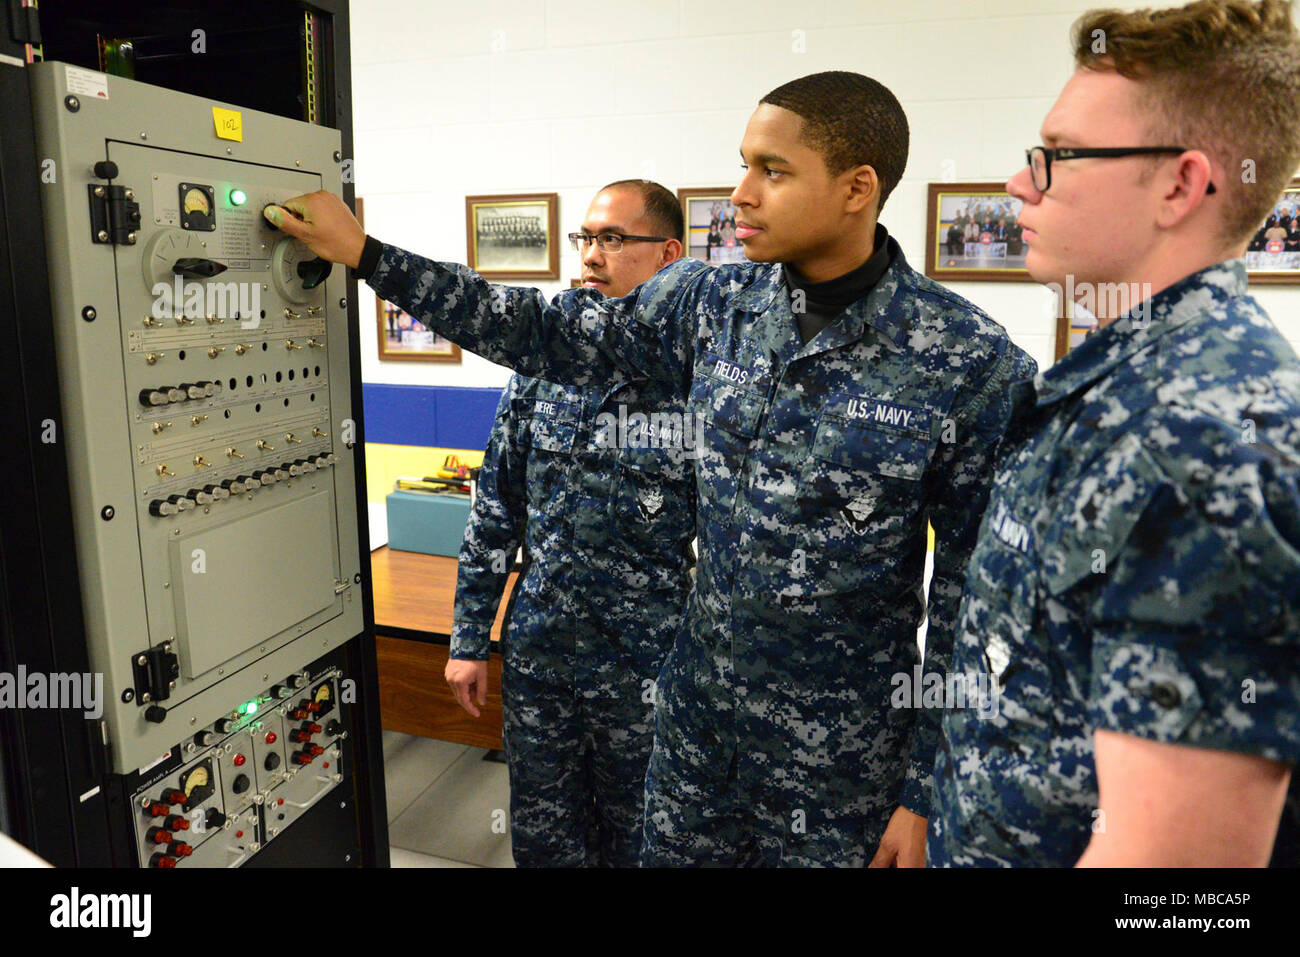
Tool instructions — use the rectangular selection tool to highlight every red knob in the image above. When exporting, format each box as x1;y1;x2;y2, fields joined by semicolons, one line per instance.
163;815;190;831
292;752;313;765
168;841;192;857
147;828;173;844
162;789;185;805
146;802;170;817
233;753;246;766
289;709;309;720
306;722;322;734
265;732;277;744
149;854;176;869
305;744;324;756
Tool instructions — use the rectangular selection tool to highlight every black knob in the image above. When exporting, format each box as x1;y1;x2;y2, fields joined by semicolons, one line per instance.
145;705;167;723
325;720;342;737
93;160;119;179
194;730;214;747
205;808;227;829
214;718;234;733
148;499;179;517
287;674;305;689
231;773;250;794
264;752;281;771
139;388;170;407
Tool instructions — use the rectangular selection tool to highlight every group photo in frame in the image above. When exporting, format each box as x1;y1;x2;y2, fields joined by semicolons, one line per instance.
465;192;560;280
677;187;749;265
925;182;1031;282
1245;177;1300;284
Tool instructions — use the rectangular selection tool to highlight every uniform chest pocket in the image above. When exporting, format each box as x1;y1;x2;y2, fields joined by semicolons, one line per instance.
689;374;763;439
808;413;931;481
612;454;695;543
525;414;578;514
528;415;577;453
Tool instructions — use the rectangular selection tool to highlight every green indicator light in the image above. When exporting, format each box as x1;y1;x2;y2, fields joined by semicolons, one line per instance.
244;702;257;714
229;188;247;206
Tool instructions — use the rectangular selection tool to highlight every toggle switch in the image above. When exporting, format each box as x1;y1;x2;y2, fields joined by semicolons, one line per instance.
155;464;175;477
256;439;274;451
152;421;172;435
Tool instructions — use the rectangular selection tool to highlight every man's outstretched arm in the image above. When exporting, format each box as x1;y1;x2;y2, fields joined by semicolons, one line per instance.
265;192;705;392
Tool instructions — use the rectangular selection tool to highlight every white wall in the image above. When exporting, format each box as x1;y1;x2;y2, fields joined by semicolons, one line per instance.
351;0;1300;390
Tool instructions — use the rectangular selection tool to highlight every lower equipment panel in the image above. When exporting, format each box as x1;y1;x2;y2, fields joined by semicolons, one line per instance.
126;663;352;868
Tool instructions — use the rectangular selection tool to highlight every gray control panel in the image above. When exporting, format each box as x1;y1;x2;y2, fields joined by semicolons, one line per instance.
28;62;363;783
131;667;347;868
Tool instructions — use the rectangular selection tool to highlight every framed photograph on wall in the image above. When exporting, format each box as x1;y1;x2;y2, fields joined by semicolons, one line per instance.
1244;177;1300;284
677;187;749;265
925;182;1032;282
1054;297;1098;361
465;192;560;279
375;299;462;363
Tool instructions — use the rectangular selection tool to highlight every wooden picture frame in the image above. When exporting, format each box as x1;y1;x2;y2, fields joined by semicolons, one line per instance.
360;197;462;363
1053;294;1098;362
465;192;560;280
925;182;1032;282
677;187;749;265
375;298;463;363
1245;177;1300;285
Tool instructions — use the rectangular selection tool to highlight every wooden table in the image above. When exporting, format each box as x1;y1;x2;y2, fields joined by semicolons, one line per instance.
370;545;516;750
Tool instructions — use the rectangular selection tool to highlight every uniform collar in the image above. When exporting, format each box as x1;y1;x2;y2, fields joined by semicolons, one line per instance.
1030;259;1249;407
731;229;913;353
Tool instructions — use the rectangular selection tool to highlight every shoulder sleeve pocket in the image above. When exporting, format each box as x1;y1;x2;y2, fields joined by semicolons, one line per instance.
1040;436;1164;596
1089;635;1204;741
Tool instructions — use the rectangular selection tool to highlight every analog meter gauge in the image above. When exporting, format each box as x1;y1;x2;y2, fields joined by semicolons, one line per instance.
179;760;215;812
178;182;216;231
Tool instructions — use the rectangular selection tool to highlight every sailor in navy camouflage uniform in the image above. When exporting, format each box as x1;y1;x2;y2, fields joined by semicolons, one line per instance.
931;1;1300;868
269;72;1034;866
446;181;695;867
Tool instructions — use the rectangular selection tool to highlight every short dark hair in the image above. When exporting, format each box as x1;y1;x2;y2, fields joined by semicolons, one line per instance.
759;71;909;213
1073;0;1300;244
599;179;684;240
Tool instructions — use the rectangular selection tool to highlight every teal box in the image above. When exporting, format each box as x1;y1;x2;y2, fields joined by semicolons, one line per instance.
385;490;473;558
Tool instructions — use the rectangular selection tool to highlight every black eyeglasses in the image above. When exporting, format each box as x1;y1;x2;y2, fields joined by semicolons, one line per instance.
1026;146;1217;194
568;231;669;253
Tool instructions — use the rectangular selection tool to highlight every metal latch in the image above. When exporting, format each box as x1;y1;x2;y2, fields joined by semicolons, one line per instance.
88;183;141;245
333;579;352;595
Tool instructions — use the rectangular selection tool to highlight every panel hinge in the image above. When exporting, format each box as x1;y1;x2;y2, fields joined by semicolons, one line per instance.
333;578;352;595
88;182;141;245
130;640;179;709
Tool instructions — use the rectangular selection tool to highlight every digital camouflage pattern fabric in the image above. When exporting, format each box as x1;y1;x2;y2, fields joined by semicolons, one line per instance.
450;372;696;865
372;230;1035;865
930;261;1300;867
